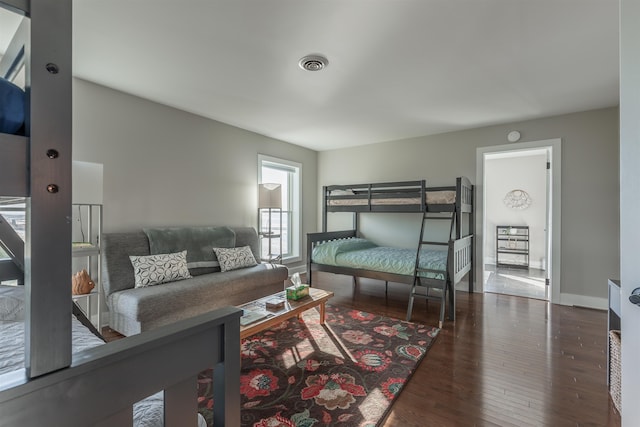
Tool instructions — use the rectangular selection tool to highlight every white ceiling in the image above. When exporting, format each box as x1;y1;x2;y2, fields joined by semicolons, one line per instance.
2;1;620;151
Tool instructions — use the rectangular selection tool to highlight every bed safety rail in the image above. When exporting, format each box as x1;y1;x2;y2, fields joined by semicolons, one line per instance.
450;235;473;287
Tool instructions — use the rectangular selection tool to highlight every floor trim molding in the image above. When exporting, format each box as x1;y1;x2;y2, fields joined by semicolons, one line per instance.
560;293;608;310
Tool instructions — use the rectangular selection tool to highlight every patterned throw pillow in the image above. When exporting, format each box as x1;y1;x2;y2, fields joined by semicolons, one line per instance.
0;285;24;322
212;246;258;272
129;250;192;288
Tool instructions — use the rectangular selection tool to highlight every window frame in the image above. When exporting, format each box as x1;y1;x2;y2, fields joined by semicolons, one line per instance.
258;154;302;264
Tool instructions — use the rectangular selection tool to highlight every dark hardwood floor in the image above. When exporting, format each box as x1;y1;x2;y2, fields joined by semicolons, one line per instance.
311;272;620;427
102;272;621;426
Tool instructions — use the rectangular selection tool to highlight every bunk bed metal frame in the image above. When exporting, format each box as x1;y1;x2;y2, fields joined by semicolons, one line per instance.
0;1;241;425
308;177;474;324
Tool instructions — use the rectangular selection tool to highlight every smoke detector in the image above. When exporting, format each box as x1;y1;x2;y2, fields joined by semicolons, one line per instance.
298;55;328;71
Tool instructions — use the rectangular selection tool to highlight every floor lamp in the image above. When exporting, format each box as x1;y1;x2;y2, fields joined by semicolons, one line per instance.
258;183;282;263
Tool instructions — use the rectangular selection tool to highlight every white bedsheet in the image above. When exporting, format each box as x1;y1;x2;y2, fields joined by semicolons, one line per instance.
0;317;104;374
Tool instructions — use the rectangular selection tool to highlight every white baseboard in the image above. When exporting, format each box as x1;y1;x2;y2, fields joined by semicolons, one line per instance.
484;257;544;270
559;293;608;310
286;264;307;276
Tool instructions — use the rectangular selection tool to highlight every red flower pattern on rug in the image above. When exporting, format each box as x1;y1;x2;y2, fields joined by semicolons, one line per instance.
197;304;439;426
241;369;280;399
301;373;367;410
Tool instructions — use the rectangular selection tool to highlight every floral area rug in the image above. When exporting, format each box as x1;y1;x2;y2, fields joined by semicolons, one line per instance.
197;304;439;426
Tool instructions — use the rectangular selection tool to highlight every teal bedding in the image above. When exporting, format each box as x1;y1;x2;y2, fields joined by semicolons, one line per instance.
312;238;447;279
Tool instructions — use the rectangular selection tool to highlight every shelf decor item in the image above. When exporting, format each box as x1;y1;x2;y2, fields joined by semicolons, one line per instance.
258;183;283;263
71;269;95;295
503;189;532;210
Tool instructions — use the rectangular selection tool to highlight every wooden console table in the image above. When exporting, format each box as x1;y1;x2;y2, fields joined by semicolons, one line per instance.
238;287;334;339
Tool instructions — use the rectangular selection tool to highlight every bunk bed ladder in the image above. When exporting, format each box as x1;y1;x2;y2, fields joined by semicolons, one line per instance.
406;209;456;327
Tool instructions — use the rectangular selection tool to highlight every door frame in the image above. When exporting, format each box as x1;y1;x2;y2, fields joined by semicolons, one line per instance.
475;138;561;304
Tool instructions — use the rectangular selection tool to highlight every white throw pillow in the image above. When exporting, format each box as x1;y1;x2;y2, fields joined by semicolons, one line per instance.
212;246;257;272
129;250;192;288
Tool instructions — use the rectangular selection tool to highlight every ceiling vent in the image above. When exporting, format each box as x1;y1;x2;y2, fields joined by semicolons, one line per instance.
298;55;328;71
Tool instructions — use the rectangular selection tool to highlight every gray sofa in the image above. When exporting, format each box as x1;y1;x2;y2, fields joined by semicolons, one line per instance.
101;226;288;336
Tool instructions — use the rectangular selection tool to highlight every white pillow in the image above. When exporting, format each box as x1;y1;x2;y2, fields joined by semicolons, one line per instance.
331;189;355;196
129;250;192;288
0;285;25;321
212;246;257;272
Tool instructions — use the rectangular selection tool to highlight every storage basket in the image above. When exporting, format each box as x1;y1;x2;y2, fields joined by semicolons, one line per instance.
609;329;621;413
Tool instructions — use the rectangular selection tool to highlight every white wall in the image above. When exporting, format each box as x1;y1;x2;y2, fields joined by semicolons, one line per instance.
72;78;317;271
318;107;619;304
484;153;547;269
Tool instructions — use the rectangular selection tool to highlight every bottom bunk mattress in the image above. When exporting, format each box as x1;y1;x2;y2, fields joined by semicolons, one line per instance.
311;238;447;279
0;285;206;427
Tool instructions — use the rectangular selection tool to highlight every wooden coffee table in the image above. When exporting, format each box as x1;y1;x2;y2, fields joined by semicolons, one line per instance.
238;287;334;339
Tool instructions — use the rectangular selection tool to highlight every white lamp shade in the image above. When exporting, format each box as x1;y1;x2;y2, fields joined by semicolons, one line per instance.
259;183;282;209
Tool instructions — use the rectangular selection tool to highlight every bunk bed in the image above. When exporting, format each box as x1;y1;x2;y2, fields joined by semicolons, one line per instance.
0;1;241;425
308;177;474;327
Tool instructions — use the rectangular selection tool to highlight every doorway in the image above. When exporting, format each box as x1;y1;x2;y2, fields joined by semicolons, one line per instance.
475;139;561;304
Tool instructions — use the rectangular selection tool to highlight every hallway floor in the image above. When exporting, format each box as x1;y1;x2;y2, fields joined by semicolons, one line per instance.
484;263;548;300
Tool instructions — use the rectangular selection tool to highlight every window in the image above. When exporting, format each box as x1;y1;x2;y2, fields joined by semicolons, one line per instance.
258;155;301;262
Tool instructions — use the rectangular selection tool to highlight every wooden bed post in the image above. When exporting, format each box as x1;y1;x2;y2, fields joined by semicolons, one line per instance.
469;184;475;293
25;0;74;378
213;318;241;426
322;186;328;232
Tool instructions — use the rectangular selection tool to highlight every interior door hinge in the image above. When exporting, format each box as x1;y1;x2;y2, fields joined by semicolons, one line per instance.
546;278;550;286
547;161;551;169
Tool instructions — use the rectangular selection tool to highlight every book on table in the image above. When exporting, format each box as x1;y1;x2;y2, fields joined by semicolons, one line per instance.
240;310;271;326
265;297;285;310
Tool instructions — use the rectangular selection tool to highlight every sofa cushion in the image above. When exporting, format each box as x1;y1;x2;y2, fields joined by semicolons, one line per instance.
213;246;258;272
130;250;192;287
102;232;151;297
143;226;236;270
108;264;287;323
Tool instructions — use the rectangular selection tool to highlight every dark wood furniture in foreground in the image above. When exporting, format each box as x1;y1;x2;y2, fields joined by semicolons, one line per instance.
312;271;620;427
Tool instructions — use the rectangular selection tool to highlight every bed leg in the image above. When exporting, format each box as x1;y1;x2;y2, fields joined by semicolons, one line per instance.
448;280;455;321
439;293;446;328
352;276;358;300
385;281;388;297
406;278;417;321
406;294;415;322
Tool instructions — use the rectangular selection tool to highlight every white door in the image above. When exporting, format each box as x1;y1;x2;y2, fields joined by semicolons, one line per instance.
476;139;561;304
620;0;640;422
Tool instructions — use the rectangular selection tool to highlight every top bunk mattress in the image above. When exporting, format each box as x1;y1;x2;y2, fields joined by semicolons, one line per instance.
327;190;456;206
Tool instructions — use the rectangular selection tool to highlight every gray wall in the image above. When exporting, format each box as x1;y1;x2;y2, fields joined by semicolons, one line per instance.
72;78;317;270
318;107;619;302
